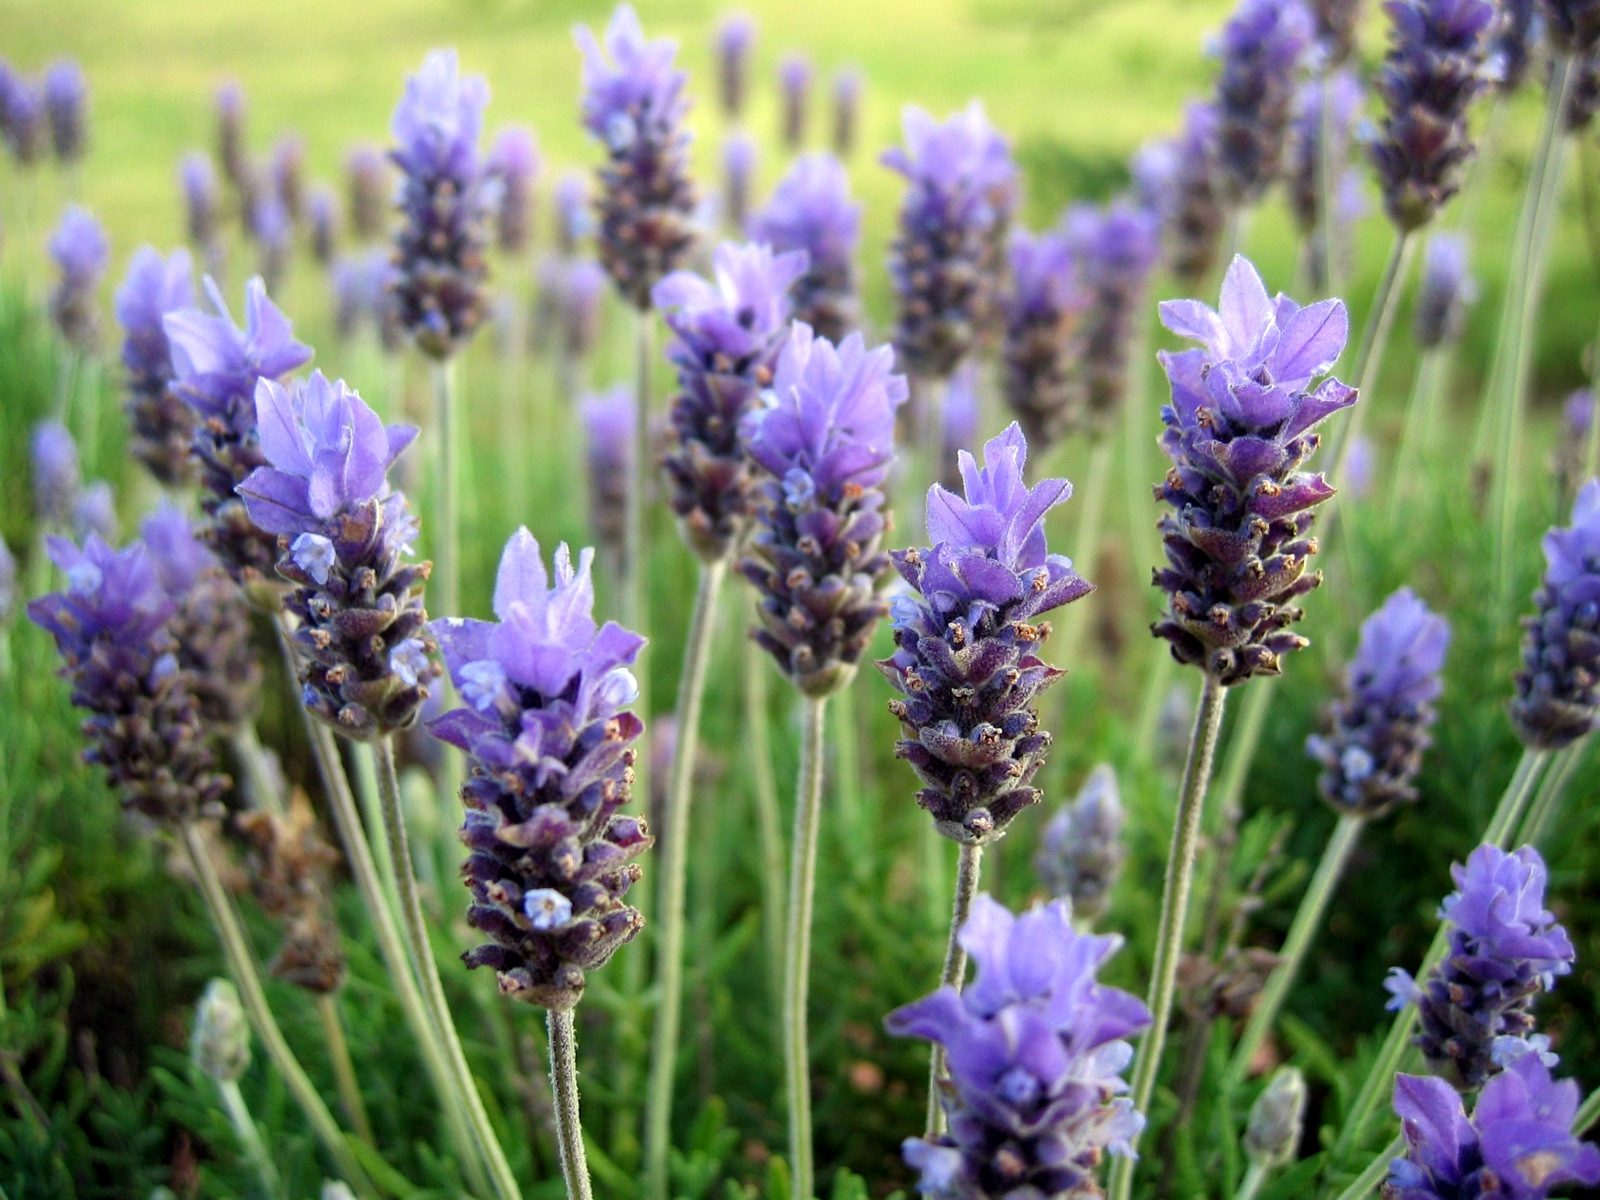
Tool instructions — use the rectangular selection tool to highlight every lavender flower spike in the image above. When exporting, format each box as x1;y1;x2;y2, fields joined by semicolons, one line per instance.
1000;226;1085;452
779;54;813;149
164;276;314;590
1311;0;1367;63
345;143;390;242
43;59;87;163
307;185;340;265
429;530;651;1008
576;4;698;309
28;534;227;827
49;204;110;351
1385;844;1575;1090
654;241;807;562
1064;200;1163;431
721;131;757;232
715;12;756;120
30;420;81;528
1545;0;1600;52
884;103;1019;381
486;125;541;257
750;152;863;342
1370;0;1496;231
831;68;863;158
742;322;905;697
1;70;46;165
582;386;633;573
1288;69;1364;242
1213;0;1315;206
1307;588;1450;819
1035;764;1127;922
1153;255;1356;684
1510;480;1600;748
73;482;117;544
117;246;199;487
881;424;1093;843
1148;101;1228;287
180;153;222;265
1489;0;1539;92
237;371;435;738
389;49;492;360
1413;234;1478;348
887;895;1152;1198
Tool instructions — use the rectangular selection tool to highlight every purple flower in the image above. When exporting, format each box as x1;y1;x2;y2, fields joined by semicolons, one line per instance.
1145;101;1226;286
1001;227;1085;452
1344;433;1375;500
553;170;592;255
749;152;863;342
307;185;340;265
43;59;87;163
1311;0;1368;63
884;103;1020;380
49;204;109;351
250;195;292;296
831;67;863;157
1370;0;1496;231
31;420;82;527
779;53;813;149
881;424;1092;842
1387;1053;1600;1199
142;502;262;731
1307;588;1450;818
1;69;47;165
1386;845;1575;1090
582;386;634;572
164;276;314;588
345;142;390;242
215;81;249;194
886;895;1151;1198
654;241;807;562
576;4;698;309
1489;0;1541;91
741;323;905;696
28;534;226;826
715;12;756;120
487;125;541;256
429;530;651;1009
1212;0;1315;206
560;258;606;362
237;371;434;738
389;49;492;359
331;248;401;350
721;131;757;231
180;153;222;266
1510;480;1600;749
1153;255;1356;684
1414;233;1478;348
72;482;117;544
1565;50;1600;130
270;133;307;221
1035;764;1126;922
1544;0;1600;52
1064;200;1163;429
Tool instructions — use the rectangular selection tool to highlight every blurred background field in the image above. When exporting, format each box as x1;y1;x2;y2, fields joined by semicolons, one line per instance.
2;0;1599;1198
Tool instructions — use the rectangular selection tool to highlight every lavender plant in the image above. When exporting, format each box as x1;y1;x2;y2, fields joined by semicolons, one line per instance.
831;67;863;157
48;204;108;354
1034;764;1126;924
1000;226;1084;454
715;12;756;122
30;419;81;530
1211;0;1314;208
42;59;86;166
180;152;224;273
116;247;198;488
721;131;757;232
1288;69;1363;289
749;152;863;342
345;142;389;242
779;54;812;150
1063;200;1162;434
486;125;540;258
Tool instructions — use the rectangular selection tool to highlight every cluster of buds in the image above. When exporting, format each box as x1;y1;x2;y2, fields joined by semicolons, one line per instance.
749;153;863;342
116;247;199;488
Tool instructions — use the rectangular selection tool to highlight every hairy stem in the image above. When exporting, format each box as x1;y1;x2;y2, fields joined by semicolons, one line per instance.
744;611;788;1014
1108;673;1229;1200
317;993;375;1146
1330;1135;1402;1200
547;1009;595;1200
218;1077;285;1200
784;696;829;1200
180;824;374;1197
1516;738;1589;847
432;359;461;625
925;841;984;1138
645;558;728;1200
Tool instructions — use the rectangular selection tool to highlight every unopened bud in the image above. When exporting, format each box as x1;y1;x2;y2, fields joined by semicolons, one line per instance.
1244;1066;1306;1169
191;978;250;1083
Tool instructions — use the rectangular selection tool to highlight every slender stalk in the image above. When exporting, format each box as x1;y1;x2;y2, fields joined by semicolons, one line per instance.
920;376;948;495
624;310;654;638
547;1009;595;1200
645;558;728;1200
179;825;374;1197
1053;437;1114;670
218;1077;285;1200
1107;673;1229;1200
1325;232;1415;484
1331;1136;1402;1200
432;359;461;624
784;696;829;1200
925;841;983;1137
372;737;522;1200
228;722;282;816
1227;813;1364;1086
350;742;403;926
1577;1085;1600;1136
1234;1160;1269;1200
744;616;787;1008
833;684;865;880
1490;54;1577;606
1517;738;1589;846
317;993;375;1146
1329;749;1547;1170
501;292;529;523
1387;348;1447;523
1586;319;1600;481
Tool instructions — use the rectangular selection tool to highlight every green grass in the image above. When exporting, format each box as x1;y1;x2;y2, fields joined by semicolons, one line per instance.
3;1;1600;1198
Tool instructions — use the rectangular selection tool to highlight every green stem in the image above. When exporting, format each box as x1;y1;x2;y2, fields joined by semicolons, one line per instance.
1108;673;1229;1200
625;310;654;639
1577;1085;1600;1135
1328;749;1547;1170
1331;1136;1402;1200
645;558;728;1200
784;696;829;1200
547;1009;595;1200
1387;348;1447;524
1226;813;1364;1086
219;1077;286;1200
1053;436;1114;671
373;738;522;1200
744;616;788;1015
317;993;375;1147
920;375;948;493
1516;738;1588;847
1325;232;1416;484
1234;1160;1269;1200
228;722;282;817
179;825;375;1197
350;742;403;928
1491;53;1577;607
926;842;983;1138
432;359;461;624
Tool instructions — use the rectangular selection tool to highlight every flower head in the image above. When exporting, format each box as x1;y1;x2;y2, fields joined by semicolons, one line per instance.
30;419;81;528
831;67;864;157
429;530;650;1009
1212;0;1316;205
43;59;87;162
1001;226;1086;452
721;131;757;231
1288;68;1364;243
1414;234;1478;348
1152;256;1355;684
1386;845;1575;1091
882;424;1092;843
1489;0;1540;91
0;67;46;165
1308;588;1450;818
1511;481;1600;748
1544;0;1600;52
345;142;390;241
779;53;813;149
581;386;634;572
750;152;863;342
1035;764;1126;922
49;204;109;350
1064;200;1163;429
1145;101;1227;286
887;895;1151;1198
487;125;541;255
180;152;222;264
117;246;198;487
715;12;756;119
